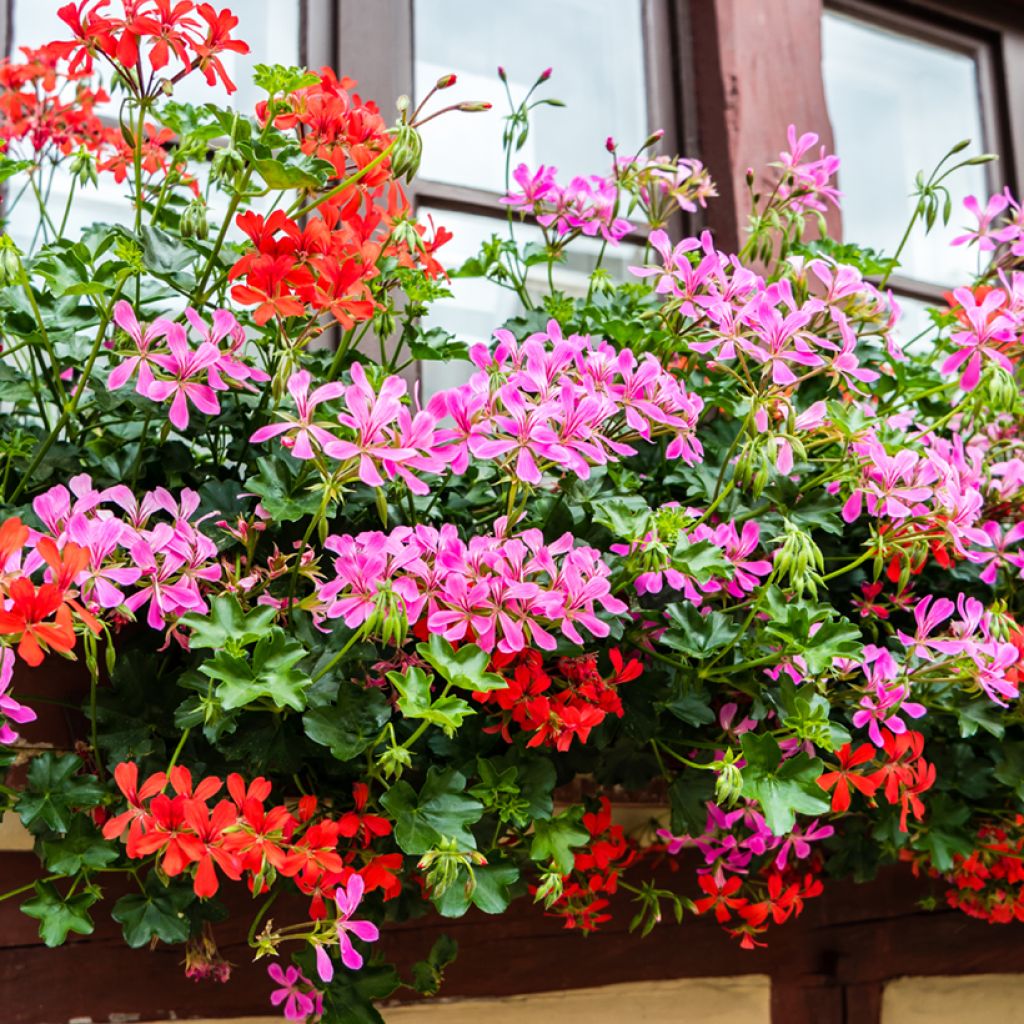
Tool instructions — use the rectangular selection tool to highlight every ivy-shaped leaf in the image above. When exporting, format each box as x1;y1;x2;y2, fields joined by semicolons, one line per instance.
111;881;194;948
739;733;829;834
415;635;507;692
530;810;589;873
380;767;483;855
21;881;97;947
40;817;120;874
180;595;276;651
202;628;312;711
303;684;391;760
16;754;105;834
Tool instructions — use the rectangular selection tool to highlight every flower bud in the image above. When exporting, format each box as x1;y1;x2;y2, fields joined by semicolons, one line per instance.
0;239;22;287
714;757;744;806
605;136;617;153
180;198;209;240
389;122;423;183
436;73;457;90
457;101;492;112
538;67;552;82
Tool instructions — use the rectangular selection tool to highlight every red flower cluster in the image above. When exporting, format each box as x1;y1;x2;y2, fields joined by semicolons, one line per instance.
696;866;824;949
480;648;641;752
541;798;637;932
230;72;450;328
0;518;99;666
103;764;401;913
56;0;249;95
944;817;1024;923
0;44;108;158
257;69;393;187
817;731;935;831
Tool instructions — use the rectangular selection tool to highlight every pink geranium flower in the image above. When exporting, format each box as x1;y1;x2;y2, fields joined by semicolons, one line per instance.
146;324;222;429
107;300;172;396
315;873;380;981
251;370;345;460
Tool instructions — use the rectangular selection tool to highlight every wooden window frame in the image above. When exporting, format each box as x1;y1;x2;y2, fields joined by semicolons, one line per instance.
824;0;1019;304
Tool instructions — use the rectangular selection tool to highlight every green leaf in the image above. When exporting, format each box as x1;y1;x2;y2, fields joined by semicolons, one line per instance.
139;224;197;274
433;859;519;917
660;683;715;727
389;665;476;737
739;733;829;834
416;635;507;692
380;767;483;854
410;934;459;996
253;156;324;190
303;684;391;760
661;605;739;659
203;628;312;711
669;537;730;584
530;810;589;873
40;817;119;874
16;754;105;834
111;881;194;948
21;881;97;947
247;456;325;523
180;595;277;651
591;495;651;539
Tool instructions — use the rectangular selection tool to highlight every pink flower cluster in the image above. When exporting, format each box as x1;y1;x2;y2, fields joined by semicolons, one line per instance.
658;801;833;877
940;282;1022;392
953;191;1024;255
317;518;626;653
31;473;219;629
775;125;841;214
895;593;1022;707
616;153;717;218
251;365;444;494
843;645;927;746
107;302;269;429
841;431;995;555
612;517;772;603
501;163;632;243
632;232;895;396
255;325;704;489
431;320;705;481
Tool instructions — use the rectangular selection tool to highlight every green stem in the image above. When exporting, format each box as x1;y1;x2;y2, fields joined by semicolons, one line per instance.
9;276;130;504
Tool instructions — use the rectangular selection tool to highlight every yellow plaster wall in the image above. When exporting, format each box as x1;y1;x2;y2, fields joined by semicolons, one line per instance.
139;976;771;1023
882;974;1024;1023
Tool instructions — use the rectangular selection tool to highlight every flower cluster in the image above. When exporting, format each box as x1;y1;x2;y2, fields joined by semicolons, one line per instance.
27;475;219;632
480;647;641;751
103;764;398;924
107;303;269;430
501;164;633;244
431;320;705;481
317;520;625;653
252;365;445;493
942;817;1024;924
616;153;717;227
541;798;637;932
0;44;108;160
818;730;935;832
56;0;250;95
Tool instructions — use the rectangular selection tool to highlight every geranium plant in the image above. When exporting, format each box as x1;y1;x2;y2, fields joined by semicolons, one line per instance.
3;3;1024;1020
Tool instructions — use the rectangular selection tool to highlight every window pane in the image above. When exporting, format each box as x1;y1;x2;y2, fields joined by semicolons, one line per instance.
822;12;989;286
418;207;642;396
414;0;647;192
